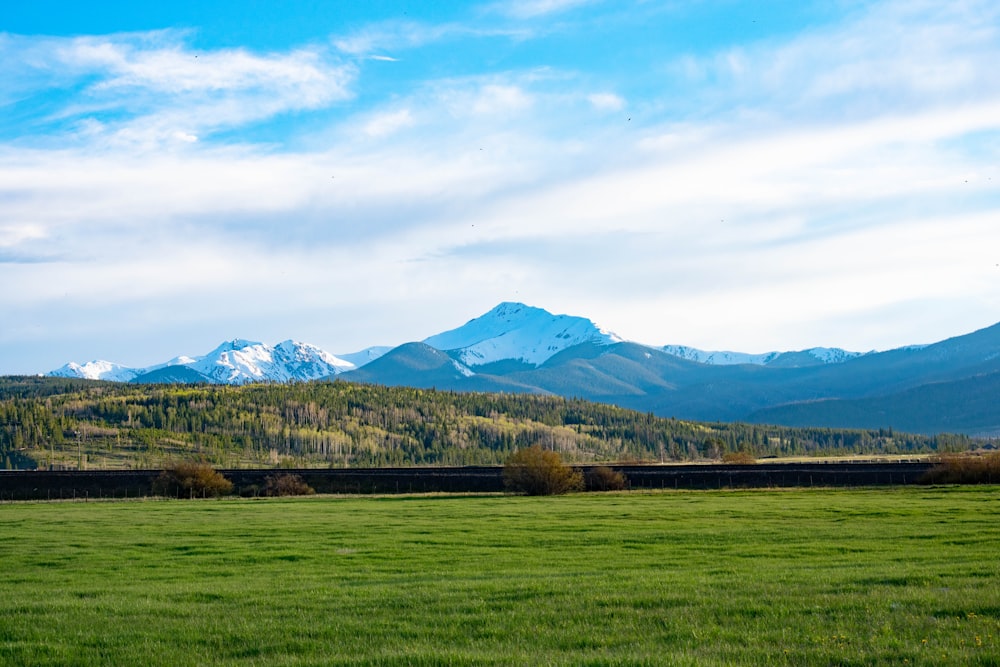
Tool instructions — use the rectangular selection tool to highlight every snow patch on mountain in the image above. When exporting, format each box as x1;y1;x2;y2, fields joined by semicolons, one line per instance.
453;360;476;377
661;346;782;366
48;360;142;382
803;347;867;364
423;302;622;368
662;345;865;367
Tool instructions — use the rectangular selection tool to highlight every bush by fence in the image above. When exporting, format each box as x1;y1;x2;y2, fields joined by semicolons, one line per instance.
152;462;234;498
920;453;1000;484
263;473;316;496
503;446;584;496
584;466;628;491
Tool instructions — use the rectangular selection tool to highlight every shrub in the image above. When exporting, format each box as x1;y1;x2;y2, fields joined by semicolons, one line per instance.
153;462;233;498
584;466;628;491
722;451;757;464
503;446;584;496
920;453;1000;484
263;473;315;497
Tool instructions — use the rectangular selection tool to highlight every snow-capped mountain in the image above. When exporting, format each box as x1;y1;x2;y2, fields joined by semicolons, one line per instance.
49;340;356;384
48;360;143;383
186;339;356;384
45;302;868;384
661;345;865;367
38;304;1000;435
423;302;623;368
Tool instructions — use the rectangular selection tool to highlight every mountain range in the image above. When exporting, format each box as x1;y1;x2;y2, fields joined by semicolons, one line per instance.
45;302;1000;436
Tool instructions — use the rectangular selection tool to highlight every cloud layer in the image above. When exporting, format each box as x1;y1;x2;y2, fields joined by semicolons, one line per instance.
2;0;999;372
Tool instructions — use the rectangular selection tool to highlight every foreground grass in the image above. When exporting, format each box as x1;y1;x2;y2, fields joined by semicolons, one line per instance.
2;488;999;666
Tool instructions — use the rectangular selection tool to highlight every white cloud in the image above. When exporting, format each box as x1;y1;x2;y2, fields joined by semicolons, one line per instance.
672;0;1000;118
332;19;529;58
497;0;601;19
587;92;624;112
472;84;533;114
0;223;47;248
3;32;355;149
60;36;346;100
362;109;415;137
3;0;1000;372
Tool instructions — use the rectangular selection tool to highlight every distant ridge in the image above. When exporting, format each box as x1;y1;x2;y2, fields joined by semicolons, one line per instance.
661;345;867;368
52;339;356;385
42;302;1000;434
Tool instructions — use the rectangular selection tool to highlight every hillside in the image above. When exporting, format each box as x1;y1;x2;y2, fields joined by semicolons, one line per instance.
748;372;1000;436
0;376;975;471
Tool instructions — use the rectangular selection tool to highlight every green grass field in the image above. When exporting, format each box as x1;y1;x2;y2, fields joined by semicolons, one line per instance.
2;488;999;666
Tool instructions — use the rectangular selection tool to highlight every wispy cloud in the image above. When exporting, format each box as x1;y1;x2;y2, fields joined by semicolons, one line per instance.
494;0;602;19
670;1;1000;119
2;31;354;149
587;92;624;112
362;108;415;137
331;17;531;59
2;0;1000;372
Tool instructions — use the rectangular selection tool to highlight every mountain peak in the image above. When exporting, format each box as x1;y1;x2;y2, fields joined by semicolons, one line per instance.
488;302;537;319
189;339;353;384
48;339;355;385
212;338;262;353
423;302;621;368
48;360;141;382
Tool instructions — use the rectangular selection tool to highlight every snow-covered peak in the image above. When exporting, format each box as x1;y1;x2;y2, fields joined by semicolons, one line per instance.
424;302;623;367
188;339;355;384
46;338;358;385
205;339;263;355
273;340;356;378
424;302;549;351
47;360;142;382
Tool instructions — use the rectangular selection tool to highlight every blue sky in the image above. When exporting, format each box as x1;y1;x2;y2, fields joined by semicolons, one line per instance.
2;0;1000;373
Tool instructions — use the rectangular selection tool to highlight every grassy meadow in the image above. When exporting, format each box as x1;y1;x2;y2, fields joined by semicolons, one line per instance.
2;488;999;665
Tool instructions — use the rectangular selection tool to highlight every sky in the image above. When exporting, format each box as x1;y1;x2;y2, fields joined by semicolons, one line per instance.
2;0;1000;374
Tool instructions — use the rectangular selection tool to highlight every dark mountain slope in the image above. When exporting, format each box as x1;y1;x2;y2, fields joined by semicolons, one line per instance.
339;342;546;394
131;366;213;384
747;371;1000;436
324;316;1000;435
339;342;473;388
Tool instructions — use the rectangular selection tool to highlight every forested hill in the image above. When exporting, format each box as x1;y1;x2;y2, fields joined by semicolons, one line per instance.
0;376;977;470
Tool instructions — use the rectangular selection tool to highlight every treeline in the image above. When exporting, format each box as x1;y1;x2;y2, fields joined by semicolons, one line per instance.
0;376;980;470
